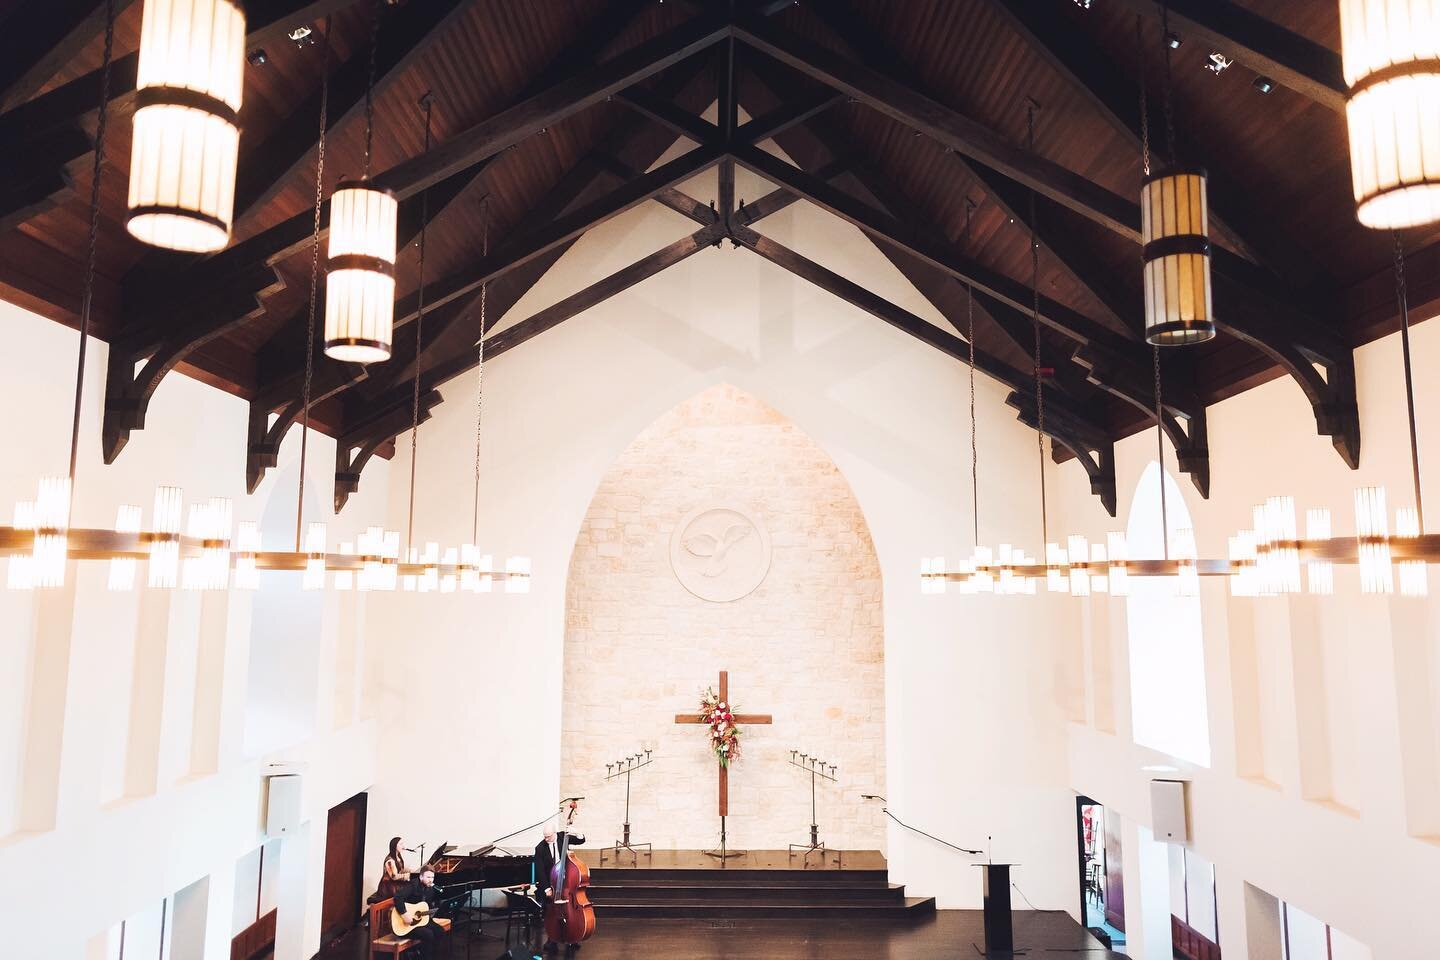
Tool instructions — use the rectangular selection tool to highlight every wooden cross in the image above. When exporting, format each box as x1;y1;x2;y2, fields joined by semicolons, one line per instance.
674;670;772;817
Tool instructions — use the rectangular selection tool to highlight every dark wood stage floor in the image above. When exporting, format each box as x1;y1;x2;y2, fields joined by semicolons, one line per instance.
319;910;1117;960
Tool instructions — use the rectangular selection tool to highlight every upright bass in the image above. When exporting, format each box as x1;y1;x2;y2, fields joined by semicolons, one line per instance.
544;800;596;946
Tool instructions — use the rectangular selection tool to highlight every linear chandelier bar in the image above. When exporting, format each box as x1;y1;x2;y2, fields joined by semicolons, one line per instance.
0;526;530;583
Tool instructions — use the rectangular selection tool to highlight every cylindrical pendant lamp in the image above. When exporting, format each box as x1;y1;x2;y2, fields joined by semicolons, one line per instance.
324;179;398;363
1141;167;1215;345
126;0;246;252
1340;0;1440;229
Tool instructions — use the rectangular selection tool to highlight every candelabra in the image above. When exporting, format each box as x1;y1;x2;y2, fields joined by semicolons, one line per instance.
787;749;838;865
600;748;655;865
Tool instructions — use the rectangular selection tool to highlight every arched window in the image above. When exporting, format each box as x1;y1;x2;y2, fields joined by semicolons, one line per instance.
1125;461;1211;767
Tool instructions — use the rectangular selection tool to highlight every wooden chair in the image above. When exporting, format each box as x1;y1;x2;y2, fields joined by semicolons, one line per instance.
368;898;452;960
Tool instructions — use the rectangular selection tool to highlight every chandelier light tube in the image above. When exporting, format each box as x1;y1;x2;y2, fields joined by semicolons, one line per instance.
109;505;143;591
234;521;260;590
1107;532;1129;597
1306;509;1335;596
1067;535;1090;597
7;501;35;590
1141;168;1216;345
126;0;245;251
324;180;399;363
149;486;183;588
505;556;532;594
1396;507;1428;597
1355;486;1395;594
303;522;327;591
1089;542;1109;594
1340;0;1440;229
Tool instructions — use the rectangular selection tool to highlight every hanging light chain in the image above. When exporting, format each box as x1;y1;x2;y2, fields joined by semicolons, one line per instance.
1159;3;1179;165
64;0;115;529
472;197;490;545
407;93;436;554
1393;232;1425;532
1153;344;1170;559
1027;100;1048;547
1138;14;1152;179
296;17;332;551
965;197;979;545
363;0;381;178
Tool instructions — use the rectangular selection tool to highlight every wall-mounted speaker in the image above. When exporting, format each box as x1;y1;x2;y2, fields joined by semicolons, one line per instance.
265;774;303;837
1150;778;1188;843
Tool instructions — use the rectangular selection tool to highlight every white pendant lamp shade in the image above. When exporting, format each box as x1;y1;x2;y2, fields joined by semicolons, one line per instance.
1340;0;1440;229
1141;167;1215;345
126;0;245;252
325;180;399;363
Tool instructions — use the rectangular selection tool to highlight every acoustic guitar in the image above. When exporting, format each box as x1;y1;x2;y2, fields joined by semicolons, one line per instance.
390;901;433;936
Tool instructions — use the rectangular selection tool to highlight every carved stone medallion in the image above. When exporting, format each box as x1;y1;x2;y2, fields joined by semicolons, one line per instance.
669;503;771;602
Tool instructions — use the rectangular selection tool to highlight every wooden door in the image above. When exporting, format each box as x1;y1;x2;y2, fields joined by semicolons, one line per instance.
320;791;368;942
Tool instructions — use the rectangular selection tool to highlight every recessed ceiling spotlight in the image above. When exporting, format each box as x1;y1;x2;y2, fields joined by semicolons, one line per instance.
1253;75;1275;94
288;25;314;45
1165;31;1182;49
1206;52;1233;75
246;48;267;66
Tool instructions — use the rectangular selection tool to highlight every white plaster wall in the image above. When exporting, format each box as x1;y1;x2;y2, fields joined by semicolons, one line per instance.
1053;319;1440;957
364;155;1077;910
0;300;390;958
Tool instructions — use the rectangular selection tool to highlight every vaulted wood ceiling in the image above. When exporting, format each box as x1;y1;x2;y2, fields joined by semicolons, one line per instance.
2;0;1434;515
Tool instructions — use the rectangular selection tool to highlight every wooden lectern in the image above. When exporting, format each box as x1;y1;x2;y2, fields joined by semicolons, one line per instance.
975;863;1017;954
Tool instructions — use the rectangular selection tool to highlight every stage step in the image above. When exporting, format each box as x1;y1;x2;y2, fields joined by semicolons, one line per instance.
587;882;907;903
588;897;937;920
589;868;890;886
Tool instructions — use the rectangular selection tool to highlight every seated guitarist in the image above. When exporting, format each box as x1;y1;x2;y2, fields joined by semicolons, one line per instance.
391;865;449;957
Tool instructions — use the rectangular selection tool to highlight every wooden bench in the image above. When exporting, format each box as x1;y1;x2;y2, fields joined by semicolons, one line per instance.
368;897;452;960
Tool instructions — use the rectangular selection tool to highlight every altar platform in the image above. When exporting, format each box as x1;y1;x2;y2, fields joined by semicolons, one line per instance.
584;849;935;919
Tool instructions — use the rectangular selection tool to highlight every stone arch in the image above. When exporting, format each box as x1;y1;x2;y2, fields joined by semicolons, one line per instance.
559;384;886;850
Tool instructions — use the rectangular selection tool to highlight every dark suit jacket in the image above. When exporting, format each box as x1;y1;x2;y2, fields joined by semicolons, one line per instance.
534;832;585;893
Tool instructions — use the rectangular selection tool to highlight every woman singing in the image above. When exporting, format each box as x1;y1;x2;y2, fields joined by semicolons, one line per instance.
378;837;411;901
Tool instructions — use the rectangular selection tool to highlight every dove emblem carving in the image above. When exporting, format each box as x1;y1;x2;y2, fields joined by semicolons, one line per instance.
669;504;771;602
683;523;754;577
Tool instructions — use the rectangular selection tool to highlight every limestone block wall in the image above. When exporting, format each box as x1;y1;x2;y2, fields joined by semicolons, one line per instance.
560;384;885;852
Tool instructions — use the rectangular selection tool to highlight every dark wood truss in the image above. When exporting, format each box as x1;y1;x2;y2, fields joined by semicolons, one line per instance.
0;0;1424;516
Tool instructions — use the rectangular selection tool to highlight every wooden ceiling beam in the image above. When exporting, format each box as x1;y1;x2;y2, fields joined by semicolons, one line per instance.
733;222;1118;515
251;50;724;493
732;14;1142;242
731;143;1133;355
0;0;356;234
333;388;441;513
615;87;720;143
1102;0;1345;113
0;0;358;141
256;129;722;456
0;0;140;111
985;0;1327;298
229;0;476;230
109;0;672;470
143;10;731;319
331;224;723;501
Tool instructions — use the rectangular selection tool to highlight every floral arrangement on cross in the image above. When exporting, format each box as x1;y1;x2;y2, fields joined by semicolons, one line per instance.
698;686;742;768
